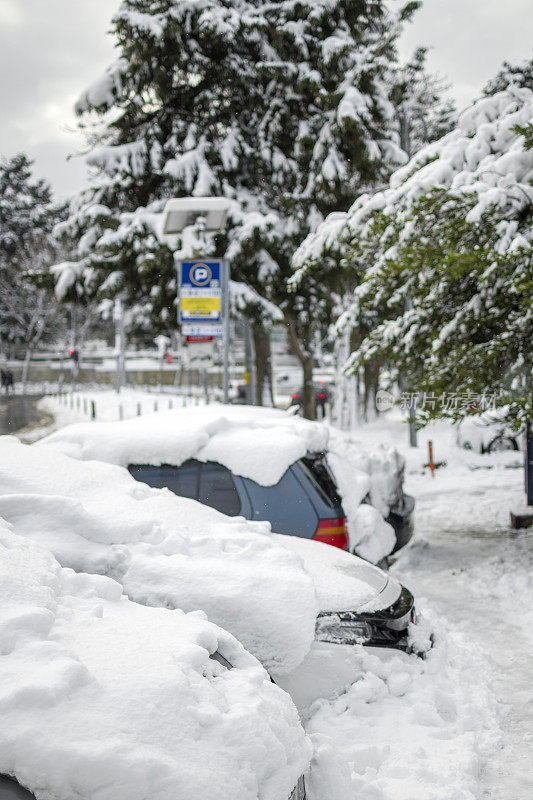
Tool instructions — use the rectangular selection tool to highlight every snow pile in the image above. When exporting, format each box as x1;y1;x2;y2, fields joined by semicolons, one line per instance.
40;405;405;562
230;280;283;321
50;260;87;301
327;428;402;562
0;437;319;674
304;619;498;800
40;405;328;486
0;521;310;800
293;86;533;274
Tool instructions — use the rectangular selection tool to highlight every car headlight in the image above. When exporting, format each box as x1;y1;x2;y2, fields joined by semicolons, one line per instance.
315;615;374;645
315;587;416;649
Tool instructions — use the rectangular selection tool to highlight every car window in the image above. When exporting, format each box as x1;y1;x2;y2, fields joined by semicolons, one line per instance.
198;462;241;516
128;461;200;499
241;467;318;538
300;455;342;509
0;776;37;799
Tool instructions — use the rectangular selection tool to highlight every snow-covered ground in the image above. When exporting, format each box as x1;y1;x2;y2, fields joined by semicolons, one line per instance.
4;401;531;799
42;387;206;423
0;521;310;800
302;413;532;800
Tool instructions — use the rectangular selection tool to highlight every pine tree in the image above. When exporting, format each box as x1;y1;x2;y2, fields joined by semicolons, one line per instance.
0;154;63;365
297;84;533;424
56;0;421;415
483;57;533;95
391;47;456;158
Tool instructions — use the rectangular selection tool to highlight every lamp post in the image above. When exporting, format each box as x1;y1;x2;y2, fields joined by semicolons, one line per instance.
161;197;231;402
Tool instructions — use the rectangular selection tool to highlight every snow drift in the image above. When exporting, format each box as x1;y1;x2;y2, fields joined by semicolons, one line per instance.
0;436;318;674
0;520;310;800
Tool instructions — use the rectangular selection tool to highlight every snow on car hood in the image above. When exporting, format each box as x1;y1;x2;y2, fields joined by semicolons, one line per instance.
40;405;405;562
0;521;311;800
275;535;402;613
40;405;329;486
0;436;319;674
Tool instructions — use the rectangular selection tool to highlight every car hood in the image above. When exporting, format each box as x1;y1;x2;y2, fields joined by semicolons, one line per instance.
273;535;402;613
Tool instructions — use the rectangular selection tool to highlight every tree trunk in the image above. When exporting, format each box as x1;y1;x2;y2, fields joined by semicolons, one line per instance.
301;354;315;419
364;359;380;421
21;292;46;393
252;322;273;406
21;345;34;392
286;319;315;420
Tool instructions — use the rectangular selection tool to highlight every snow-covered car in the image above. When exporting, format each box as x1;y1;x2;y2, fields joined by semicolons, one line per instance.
0;520;310;800
457;409;523;453
0;436;424;685
40;405;414;563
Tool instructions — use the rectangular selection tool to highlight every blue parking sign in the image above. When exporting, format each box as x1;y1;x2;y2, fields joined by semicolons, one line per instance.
179;259;223;328
180;260;221;289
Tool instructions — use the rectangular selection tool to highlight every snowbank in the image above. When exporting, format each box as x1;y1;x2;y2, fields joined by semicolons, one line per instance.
0;436;318;674
39;405;404;562
304;620;498;800
0;521;310;800
327;428;402;562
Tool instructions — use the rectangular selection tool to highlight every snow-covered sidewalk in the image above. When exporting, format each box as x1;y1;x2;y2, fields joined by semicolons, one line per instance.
18;387;208;442
304;415;531;800
45;387;207;422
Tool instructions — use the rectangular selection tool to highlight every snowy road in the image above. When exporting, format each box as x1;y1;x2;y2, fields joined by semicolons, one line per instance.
0;395;47;435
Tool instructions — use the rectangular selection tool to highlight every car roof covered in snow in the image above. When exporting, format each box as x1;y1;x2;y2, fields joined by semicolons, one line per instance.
0;520;310;800
38;404;405;563
39;405;329;486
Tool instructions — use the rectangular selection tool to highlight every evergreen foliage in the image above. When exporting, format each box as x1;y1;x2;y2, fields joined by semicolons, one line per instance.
0;154;63;353
349;190;532;423
293;77;533;423
54;0;436;412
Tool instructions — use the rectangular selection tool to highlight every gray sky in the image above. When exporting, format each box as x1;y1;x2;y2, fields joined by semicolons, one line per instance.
0;0;531;199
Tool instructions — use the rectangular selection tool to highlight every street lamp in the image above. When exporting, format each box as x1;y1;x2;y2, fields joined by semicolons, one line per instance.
162;197;230;236
162;197;231;403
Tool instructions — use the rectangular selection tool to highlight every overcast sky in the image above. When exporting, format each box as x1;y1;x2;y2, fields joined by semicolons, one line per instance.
0;0;531;199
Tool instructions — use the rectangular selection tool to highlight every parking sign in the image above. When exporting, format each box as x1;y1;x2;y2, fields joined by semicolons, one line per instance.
181;261;221;290
179;260;222;326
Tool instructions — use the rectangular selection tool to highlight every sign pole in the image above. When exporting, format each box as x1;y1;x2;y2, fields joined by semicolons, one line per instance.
223;259;230;404
526;420;532;507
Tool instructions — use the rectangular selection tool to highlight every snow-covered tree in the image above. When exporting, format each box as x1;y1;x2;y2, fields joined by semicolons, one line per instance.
390;47;456;158
289;47;456;418
295;85;533;424
483;56;533;95
0;154;64;371
55;0;424;416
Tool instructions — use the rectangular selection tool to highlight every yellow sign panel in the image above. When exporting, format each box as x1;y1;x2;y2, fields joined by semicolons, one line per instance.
181;296;221;316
